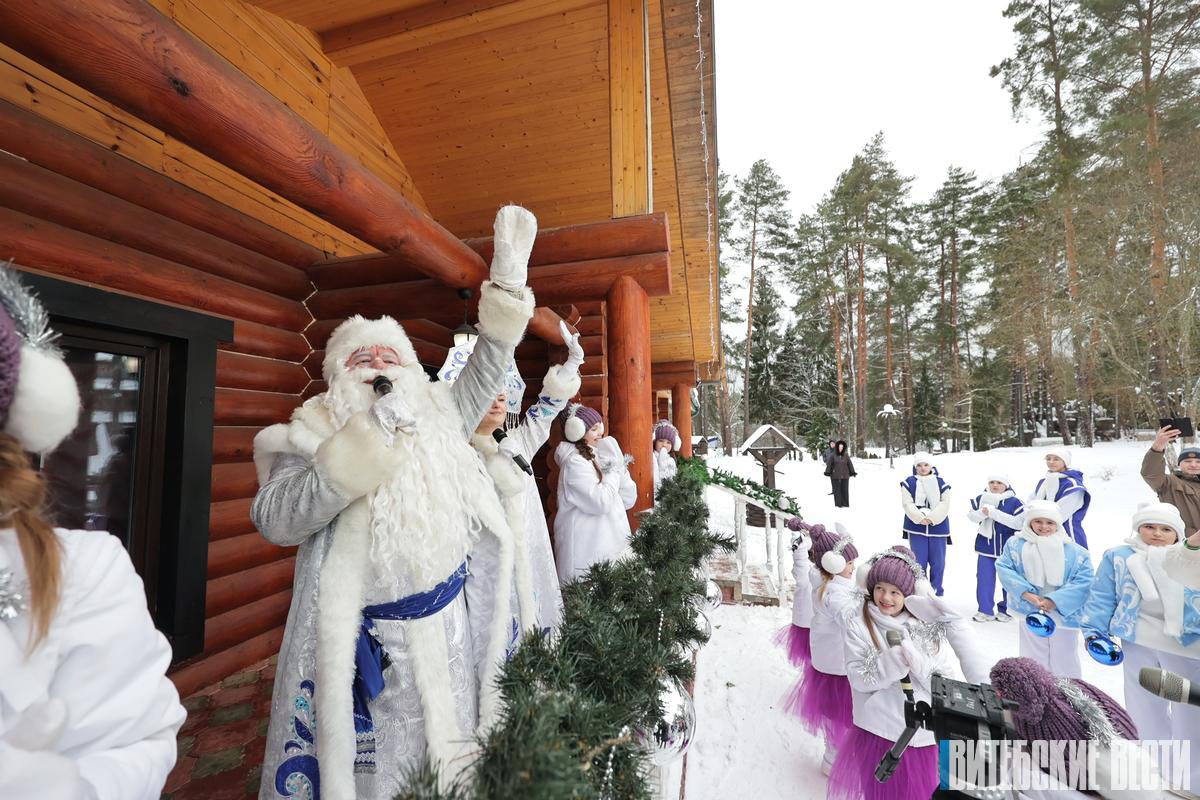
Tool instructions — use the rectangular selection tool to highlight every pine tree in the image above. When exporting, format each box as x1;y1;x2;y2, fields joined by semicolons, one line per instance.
746;269;785;426
732;160;791;443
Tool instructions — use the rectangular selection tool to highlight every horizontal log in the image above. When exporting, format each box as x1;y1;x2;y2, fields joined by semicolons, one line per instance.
216;350;310;394
209;497;255;541
203;588;292;653
231;320;311;362
212;426;258;464
308;253;670;320
210;461;258;502
0;99;321;269
170;625;285;698
205;556;295;618
304;380;327;399
575;301;604;315
0;151;312;299
207;531;293;580
0;209;311;330
555;305;581;327
214;388;298;427
309;213;670;289
581;375;603;397
0;0;505;299
576;316;603;336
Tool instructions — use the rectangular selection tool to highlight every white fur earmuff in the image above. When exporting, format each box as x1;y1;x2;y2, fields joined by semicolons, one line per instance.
563;414;586;443
821;550;847;575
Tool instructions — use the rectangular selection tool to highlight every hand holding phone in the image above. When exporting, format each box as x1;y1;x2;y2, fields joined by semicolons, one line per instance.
1159;417;1195;439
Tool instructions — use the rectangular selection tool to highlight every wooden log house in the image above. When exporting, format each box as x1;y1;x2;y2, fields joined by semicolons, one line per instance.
0;0;721;697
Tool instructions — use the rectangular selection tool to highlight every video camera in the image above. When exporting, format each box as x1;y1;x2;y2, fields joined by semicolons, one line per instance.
876;674;1019;799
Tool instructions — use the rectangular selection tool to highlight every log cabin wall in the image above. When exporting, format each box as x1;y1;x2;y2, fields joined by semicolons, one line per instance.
0;0;439;697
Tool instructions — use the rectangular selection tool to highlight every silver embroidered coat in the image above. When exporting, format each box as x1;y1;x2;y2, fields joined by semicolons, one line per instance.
253;331;516;800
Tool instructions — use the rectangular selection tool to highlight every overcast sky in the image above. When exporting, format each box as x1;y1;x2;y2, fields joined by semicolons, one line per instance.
713;0;1046;215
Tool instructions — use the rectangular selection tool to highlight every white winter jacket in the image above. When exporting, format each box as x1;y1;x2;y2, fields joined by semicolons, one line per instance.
552;436;637;582
809;574;861;675
0;528;185;800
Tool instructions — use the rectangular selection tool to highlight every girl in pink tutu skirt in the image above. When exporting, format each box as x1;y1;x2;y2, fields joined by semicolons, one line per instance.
830;546;989;800
788;522;861;775
775;518;816;671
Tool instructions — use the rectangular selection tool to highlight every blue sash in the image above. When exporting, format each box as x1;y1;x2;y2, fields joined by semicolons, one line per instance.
352;562;469;739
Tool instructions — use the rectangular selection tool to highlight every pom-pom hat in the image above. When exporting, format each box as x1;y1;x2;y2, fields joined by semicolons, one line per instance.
1131;501;1184;540
989;657;1135;743
811;522;860;575
0;264;81;454
561;403;602;443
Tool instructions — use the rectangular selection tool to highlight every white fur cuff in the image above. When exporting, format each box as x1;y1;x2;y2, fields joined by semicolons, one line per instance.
314;412;397;498
541;363;581;402
477;281;535;346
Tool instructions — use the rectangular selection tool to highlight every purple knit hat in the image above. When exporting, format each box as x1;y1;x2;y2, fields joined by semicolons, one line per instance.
561;403;603;442
990;657;1136;746
653;419;679;449
864;546;924;596
808;524;859;575
0;302;18;428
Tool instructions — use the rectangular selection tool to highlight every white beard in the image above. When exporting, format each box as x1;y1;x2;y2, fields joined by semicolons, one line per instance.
325;364;491;596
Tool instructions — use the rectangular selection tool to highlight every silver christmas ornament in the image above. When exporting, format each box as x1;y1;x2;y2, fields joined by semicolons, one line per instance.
695;608;712;640
703;579;722;611
634;677;696;765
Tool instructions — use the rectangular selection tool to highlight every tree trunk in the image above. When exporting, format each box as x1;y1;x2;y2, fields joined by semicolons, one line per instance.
855;240;868;451
742;211;759;436
884;254;895;403
903;317;916;453
949;229;962;451
1142;21;1171;415
937;239;948;453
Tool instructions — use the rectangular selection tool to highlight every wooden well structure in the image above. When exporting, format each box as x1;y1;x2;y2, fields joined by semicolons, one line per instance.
0;0;720;695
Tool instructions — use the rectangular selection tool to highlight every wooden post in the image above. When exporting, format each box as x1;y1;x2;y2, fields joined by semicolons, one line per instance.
607;275;653;519
673;382;693;457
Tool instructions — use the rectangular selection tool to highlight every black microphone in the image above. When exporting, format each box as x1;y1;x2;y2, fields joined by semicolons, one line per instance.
1139;667;1200;707
886;630;915;702
372;375;393;396
492;428;534;476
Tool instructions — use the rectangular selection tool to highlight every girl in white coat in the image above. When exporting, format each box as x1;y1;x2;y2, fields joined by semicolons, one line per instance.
552;403;637;582
791;522;861;775
0;265;185;800
651;419;680;497
829;546;989;800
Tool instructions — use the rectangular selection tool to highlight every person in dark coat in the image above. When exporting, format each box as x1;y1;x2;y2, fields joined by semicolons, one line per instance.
822;439;836;496
824;440;856;508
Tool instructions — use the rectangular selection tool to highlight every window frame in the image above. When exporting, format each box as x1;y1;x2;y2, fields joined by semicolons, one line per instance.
22;271;232;662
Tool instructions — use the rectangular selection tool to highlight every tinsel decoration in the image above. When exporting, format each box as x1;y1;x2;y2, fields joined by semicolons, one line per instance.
1056;678;1121;748
0;261;61;353
909;620;952;656
391;469;733;800
0;568;27;621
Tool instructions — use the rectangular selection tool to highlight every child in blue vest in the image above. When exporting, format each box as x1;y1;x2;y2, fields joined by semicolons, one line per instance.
996;499;1094;679
899;452;952;596
1078;502;1200;792
967;473;1024;622
1032;447;1091;547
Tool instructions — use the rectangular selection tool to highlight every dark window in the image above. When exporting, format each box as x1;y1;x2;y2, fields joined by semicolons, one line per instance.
42;324;170;611
21;271;231;662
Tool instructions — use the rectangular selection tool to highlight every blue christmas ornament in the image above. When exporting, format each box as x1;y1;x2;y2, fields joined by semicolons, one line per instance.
1085;634;1124;666
1025;611;1055;638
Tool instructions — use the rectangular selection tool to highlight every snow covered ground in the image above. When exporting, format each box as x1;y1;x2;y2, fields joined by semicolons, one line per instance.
685;439;1161;800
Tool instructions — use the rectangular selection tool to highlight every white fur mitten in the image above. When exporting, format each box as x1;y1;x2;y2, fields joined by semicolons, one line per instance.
489;205;537;291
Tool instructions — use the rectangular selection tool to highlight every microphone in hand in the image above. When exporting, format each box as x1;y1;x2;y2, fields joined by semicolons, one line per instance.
492;428;533;475
373;375;393;396
885;630;915;702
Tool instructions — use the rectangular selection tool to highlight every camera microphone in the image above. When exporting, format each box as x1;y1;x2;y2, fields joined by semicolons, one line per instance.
1139;667;1200;707
372;375;394;396
885;630;915;703
492;428;534;476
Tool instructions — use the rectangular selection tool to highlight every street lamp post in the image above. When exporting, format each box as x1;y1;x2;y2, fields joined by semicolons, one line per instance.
877;403;901;469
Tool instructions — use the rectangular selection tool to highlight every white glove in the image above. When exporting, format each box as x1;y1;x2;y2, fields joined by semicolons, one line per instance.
560;320;585;370
489;205;537;291
369;392;417;441
900;640;932;679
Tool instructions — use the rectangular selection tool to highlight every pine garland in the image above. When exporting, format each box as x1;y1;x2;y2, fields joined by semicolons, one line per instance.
394;469;734;800
676;457;802;517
